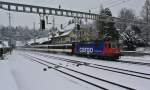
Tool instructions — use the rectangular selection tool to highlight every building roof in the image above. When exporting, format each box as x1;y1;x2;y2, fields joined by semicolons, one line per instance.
55;24;75;38
28;37;50;44
55;30;73;38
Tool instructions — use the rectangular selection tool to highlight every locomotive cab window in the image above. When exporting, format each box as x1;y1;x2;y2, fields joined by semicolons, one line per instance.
105;42;111;48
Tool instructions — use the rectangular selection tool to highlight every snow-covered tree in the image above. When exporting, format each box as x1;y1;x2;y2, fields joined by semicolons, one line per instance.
101;8;119;40
117;8;136;31
121;25;144;50
95;7;119;40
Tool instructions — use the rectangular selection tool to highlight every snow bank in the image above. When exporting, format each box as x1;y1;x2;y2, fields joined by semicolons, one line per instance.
0;44;2;48
136;47;150;54
3;41;9;47
16;41;26;46
0;41;9;48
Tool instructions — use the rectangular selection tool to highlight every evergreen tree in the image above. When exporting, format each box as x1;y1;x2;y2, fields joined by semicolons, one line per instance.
100;8;119;40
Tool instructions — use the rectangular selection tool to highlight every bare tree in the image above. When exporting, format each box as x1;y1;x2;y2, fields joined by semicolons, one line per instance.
117;8;136;31
119;8;135;20
141;0;150;23
140;0;150;44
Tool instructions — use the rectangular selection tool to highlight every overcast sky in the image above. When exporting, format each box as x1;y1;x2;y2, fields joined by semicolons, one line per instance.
0;0;146;29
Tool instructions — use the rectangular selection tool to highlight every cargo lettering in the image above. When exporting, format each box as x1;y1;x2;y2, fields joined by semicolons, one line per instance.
79;48;93;54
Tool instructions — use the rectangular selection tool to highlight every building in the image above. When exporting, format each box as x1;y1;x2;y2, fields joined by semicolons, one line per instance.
51;25;77;44
51;23;99;44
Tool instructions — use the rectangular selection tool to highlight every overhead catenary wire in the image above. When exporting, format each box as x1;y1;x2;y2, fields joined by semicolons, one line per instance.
107;0;132;8
0;1;149;26
93;0;132;14
105;0;125;6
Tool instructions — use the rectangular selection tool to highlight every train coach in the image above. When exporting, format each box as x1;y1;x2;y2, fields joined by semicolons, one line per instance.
26;44;72;53
25;37;121;60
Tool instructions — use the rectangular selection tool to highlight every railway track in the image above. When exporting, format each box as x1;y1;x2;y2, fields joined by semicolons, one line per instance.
22;54;135;90
33;52;150;80
23;50;150;67
28;50;150;67
120;57;150;64
116;60;150;66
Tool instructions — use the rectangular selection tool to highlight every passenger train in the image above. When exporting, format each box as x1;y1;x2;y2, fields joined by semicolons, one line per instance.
24;37;121;60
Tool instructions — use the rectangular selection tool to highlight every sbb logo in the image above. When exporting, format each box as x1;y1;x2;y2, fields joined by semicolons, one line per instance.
79;48;94;54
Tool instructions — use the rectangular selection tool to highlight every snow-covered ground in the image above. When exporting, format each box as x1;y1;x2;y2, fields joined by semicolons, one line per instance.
0;60;18;90
1;51;99;90
28;51;150;75
21;51;150;90
136;47;150;54
121;55;150;63
24;51;150;90
1;50;150;90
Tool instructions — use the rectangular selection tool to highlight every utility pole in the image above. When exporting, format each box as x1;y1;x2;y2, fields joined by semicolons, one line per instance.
52;16;55;30
101;21;104;39
74;17;80;42
8;12;12;47
146;5;149;44
146;5;149;24
8;12;11;29
51;16;55;38
33;22;36;44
